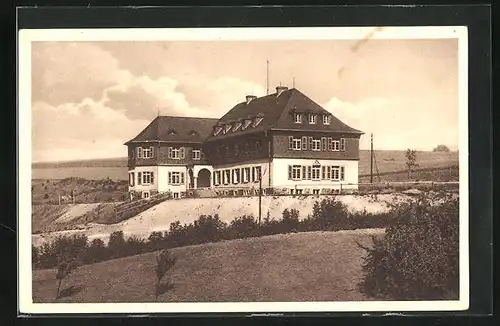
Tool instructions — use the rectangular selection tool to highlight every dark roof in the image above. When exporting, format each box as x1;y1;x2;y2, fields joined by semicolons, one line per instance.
124;116;219;144
205;88;363;141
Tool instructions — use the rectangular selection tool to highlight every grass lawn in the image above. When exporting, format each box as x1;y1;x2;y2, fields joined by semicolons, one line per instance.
32;229;383;303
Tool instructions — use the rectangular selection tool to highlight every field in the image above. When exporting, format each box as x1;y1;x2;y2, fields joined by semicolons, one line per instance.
31;150;459;181
32;229;383;303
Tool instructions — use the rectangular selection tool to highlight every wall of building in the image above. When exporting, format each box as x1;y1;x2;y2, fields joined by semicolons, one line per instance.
127;143;209;168
271;158;359;191
128;165;159;194
156;165;188;194
272;132;361;160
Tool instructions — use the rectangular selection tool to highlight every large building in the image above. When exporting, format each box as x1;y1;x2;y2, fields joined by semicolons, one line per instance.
125;86;364;199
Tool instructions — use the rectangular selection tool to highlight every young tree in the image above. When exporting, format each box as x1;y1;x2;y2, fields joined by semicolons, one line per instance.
154;249;177;300
405;149;419;179
55;257;79;300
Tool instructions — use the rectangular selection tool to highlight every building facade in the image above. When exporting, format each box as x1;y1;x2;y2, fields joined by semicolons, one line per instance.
125;86;364;198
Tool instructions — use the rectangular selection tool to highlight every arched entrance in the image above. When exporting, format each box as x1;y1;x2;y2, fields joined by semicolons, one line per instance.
197;168;211;188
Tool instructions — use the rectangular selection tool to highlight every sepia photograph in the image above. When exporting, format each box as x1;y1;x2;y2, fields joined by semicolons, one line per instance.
18;26;469;314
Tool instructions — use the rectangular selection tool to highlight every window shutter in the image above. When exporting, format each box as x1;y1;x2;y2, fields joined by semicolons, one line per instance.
302;166;306;179
213;171;216;185
288;165;292;180
301;136;307;150
340;138;346;151
168;172;172;185
168;147;172;159
137;172;142;185
151;172;155;184
137;147;143;158
307;166;312;180
321;166;326;179
288;136;293;149
150;146;155;158
181;172;185;184
321;137;327;151
180;147;185;159
308;137;313;150
340;167;345;181
328;137;333;151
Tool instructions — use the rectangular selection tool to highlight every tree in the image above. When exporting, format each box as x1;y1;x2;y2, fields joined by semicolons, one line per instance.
154;249;177;300
433;145;450;152
405;149;419;179
55;257;79;300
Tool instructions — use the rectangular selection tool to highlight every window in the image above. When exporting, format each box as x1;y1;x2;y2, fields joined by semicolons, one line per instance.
340;138;346;151
255;140;261;150
243;167;250;183
142;171;154;185
242;119;252;130
312;189;320;195
301;136;308;150
288;165;302;180
168;147;185;159
289;136;302;150
327;137;333;151
321;137;327;151
129;172;135;187
214;171;221;186
213;127;222;136
340;166;345;181
252;166;261;183
323;115;331;125
232;122;242;132
168;171;185;185
312;166;321;180
173;192;179;199
168;129;177;135
253;117;264;127
224;170;231;185
137;146;154;159
308;114;317;124
223;124;232;134
192;149;201;160
142;191;150;199
232;169;240;184
294;113;302;123
332;140;340;151
312;138;321;151
331;166;340;180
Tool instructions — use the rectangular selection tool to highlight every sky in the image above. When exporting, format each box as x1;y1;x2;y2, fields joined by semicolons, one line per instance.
31;38;459;162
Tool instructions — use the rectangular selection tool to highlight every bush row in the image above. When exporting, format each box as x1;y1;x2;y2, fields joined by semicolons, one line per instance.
33;197;394;269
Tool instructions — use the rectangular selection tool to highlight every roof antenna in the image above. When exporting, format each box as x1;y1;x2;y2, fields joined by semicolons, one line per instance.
266;60;269;95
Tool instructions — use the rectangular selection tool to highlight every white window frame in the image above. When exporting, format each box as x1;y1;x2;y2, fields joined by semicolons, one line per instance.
169;171;184;185
312;166;321;180
137;147;143;158
169;147;180;159
332;140;340;151
253;117;264;127
312;138;321;151
294;113;302;123
243;167;250;183
129;172;135;187
331;166;340;181
223;124;232;134
232;122;242;132
141;147;154;159
142;191;150;199
214;171;221;186
232;169;240;184
224;170;231;185
340;138;346;151
291;165;302;180
192;149;201;160
142;171;154;185
308;114;317;124
242;119;252;130
323;115;331;125
292;137;302;150
213;127;222;136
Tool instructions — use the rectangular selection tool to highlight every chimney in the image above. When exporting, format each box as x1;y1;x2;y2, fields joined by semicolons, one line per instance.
276;86;288;97
246;95;257;104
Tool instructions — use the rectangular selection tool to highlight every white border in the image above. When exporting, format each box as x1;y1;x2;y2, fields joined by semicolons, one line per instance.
18;26;469;314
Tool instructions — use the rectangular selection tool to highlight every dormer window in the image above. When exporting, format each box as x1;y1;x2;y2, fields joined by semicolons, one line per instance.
168;129;177;135
253;117;264;127
189;130;199;136
232;122;242;132
223;124;232;134
294;113;302;123
308;114;317;124
322;115;331;125
213;126;222;136
242;119;252;130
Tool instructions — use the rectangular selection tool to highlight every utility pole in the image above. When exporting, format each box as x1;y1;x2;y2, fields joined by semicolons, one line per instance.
258;168;262;226
370;133;374;183
266;60;269;95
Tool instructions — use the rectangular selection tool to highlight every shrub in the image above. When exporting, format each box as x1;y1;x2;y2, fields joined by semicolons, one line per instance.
84;238;109;264
32;246;39;268
433;144;450;152
191;214;228;244
154;249;177;300
281;208;300;233
108;231;126;259
308;198;351;231
148;231;165;251
358;193;459;300
227;215;259;239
